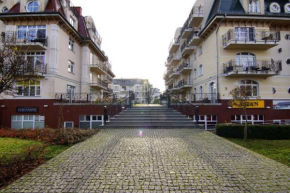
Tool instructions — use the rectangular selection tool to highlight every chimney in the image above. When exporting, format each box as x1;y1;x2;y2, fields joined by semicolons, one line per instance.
74;6;82;16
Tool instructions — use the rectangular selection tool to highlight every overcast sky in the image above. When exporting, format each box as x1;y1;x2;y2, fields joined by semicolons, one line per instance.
73;0;196;92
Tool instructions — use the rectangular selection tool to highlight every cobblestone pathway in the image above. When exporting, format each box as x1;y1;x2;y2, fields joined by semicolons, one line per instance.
1;129;290;193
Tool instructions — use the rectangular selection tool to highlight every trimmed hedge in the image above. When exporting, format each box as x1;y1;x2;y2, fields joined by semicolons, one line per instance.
215;124;290;139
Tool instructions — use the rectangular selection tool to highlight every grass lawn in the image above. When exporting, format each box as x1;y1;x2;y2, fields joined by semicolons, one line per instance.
0;138;70;160
227;138;290;167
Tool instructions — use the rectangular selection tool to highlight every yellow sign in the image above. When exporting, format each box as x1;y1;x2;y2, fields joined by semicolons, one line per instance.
232;100;265;108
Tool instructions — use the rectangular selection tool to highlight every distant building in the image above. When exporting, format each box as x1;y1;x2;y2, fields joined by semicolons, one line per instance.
113;79;151;104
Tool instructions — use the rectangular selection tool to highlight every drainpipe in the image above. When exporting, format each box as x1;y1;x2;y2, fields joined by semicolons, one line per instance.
215;14;226;101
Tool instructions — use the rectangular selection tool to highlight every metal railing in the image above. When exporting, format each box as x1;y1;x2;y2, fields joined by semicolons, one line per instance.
167;53;182;64
3;31;48;47
222;29;280;46
16;63;47;75
189;6;204;18
187;30;200;44
90;61;106;71
178;62;192;72
223;59;281;74
172;80;192;89
55;93;103;103
168;38;180;51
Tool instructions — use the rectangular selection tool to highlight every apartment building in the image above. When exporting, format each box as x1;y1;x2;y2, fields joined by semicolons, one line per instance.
113;79;151;104
164;0;290;124
0;0;115;129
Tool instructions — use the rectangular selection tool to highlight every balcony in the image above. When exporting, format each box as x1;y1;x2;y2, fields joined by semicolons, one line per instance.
55;93;101;103
3;31;48;50
103;88;113;94
178;62;193;74
90;61;106;75
187;30;202;46
181;41;196;57
20;63;47;77
180;24;193;39
167;53;182;66
102;75;113;83
89;79;107;89
188;6;204;27
222;29;280;50
171;80;192;92
169;68;180;79
223;59;282;77
168;39;180;54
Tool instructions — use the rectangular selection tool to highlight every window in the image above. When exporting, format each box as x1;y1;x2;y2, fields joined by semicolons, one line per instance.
231;115;264;124
64;122;74;129
192;52;196;61
68;61;74;73
68;38;74;51
25;52;45;72
17;80;40;96
17;26;46;41
235;27;254;41
2;6;8;13
199;64;203;76
70;16;75;27
236;52;256;69
11;115;45;129
79;115;103;129
67;85;75;102
238;80;259;97
90;53;93;64
199;46;202;55
199;86;203;98
249;0;260;13
26;1;40;12
193;69;197;79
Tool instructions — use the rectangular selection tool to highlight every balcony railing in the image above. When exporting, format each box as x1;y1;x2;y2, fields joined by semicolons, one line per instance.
172;80;192;90
90;79;108;89
187;30;201;46
222;29;280;49
178;62;192;73
223;59;282;76
55;93;102;103
3;31;48;49
188;6;204;27
168;39;180;53
167;53;182;65
103;75;113;83
170;93;219;104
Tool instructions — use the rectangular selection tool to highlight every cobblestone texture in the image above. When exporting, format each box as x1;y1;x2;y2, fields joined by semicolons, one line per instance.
1;129;290;192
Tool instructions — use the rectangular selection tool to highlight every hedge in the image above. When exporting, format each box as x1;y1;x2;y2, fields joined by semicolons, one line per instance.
215;124;290;139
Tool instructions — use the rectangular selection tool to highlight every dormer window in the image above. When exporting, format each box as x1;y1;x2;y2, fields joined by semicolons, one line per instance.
285;3;290;13
2;6;8;13
70;16;76;28
249;0;260;13
26;1;40;12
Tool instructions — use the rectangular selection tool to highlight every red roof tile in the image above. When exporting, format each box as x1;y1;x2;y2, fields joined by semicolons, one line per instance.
8;3;20;13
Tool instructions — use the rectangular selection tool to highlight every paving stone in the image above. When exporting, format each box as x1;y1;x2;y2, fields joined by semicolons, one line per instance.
0;129;289;192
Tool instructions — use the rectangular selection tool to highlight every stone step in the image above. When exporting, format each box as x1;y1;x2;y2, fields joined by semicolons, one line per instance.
120;112;181;115
111;118;191;122
113;115;189;119
103;125;202;129
106;122;196;127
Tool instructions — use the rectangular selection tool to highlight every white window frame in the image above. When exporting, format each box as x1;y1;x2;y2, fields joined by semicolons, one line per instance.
26;1;40;12
199;64;203;76
231;115;264;124
79;115;103;129
192;52;196;61
68;60;75;73
11;115;45;129
17;79;41;96
193;69;197;79
17;25;46;41
64;121;74;129
236;52;256;68
68;38;74;51
70;16;76;27
238;80;259;97
249;0;260;13
199;46;202;55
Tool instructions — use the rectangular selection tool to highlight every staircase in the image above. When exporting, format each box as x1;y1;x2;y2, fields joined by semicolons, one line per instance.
104;105;200;128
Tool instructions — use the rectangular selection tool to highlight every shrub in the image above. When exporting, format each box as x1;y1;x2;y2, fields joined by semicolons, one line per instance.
215;124;290;139
0;128;99;145
0;144;47;187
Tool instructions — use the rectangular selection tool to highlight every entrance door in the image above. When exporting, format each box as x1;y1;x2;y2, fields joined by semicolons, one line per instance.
209;82;216;103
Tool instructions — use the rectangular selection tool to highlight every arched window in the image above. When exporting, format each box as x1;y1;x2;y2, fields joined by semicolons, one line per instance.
199;86;203;98
249;0;260;13
199;64;203;76
236;52;256;68
17;80;41;96
26;1;40;12
193;69;197;79
239;80;258;97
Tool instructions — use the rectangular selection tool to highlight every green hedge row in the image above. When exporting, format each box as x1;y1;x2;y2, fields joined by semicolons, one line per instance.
215;124;290;139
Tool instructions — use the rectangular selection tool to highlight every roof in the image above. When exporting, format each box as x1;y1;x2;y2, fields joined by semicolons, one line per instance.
207;0;245;24
264;0;290;15
8;3;20;13
78;16;89;38
45;0;65;16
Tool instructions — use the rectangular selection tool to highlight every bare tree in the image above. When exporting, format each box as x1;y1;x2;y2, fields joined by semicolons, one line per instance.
0;33;28;94
228;87;252;140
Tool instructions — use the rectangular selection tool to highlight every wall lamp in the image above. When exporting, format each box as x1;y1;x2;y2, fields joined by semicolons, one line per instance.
44;105;49;108
1;105;5;108
266;106;271;109
227;106;232;109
